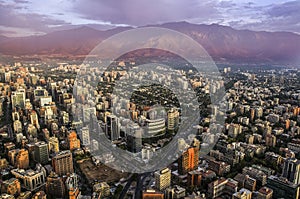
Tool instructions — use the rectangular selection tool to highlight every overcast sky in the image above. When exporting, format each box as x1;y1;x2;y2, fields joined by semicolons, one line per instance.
1;0;300;37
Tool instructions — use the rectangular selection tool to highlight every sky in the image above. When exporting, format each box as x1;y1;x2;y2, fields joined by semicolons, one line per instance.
0;0;300;37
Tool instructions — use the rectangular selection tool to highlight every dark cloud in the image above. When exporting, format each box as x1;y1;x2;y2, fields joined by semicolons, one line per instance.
13;0;29;4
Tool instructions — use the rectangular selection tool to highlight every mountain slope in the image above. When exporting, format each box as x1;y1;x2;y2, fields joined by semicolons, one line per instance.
0;22;299;64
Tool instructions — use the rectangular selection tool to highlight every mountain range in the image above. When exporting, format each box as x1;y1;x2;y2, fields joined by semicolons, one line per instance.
0;21;299;64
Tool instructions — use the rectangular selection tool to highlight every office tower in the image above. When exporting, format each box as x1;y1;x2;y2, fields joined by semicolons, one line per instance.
106;114;120;141
126;123;142;153
178;140;200;175
187;170;202;187
65;173;80;199
267;175;300;199
265;134;276;147
83;107;96;123
33;87;48;102
8;149;18;166
154;168;171;191
67;131;80;150
13;120;22;134
48;136;59;153
282;158;300;184
34;142;49;164
27;124;38;138
46;172;65;198
52;150;74;176
11;165;46;191
11;89;26;109
15;149;29;169
167;108;179;131
0;178;21;197
81;126;90;146
12;111;20;121
30;110;39;129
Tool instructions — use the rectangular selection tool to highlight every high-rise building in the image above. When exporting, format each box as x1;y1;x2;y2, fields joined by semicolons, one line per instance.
11;89;26;109
178;139;200;174
33;87;48;102
265;134;276;147
30;110;39;129
282;158;300;184
15;149;29;169
65;173;80;199
34;141;49;164
154;168;171;191
126;123;142;153
81;126;90;146
13;120;22;134
106;114;120;141
167;108;179;131
67;131;80;150
0;178;21;197
52;150;74;176
187;170;202;187
46;172;65;198
48;136;59;153
267;175;300;199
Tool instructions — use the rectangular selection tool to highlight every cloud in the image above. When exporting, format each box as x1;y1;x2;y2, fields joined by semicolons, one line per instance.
1;0;300;36
0;1;70;36
70;0;221;26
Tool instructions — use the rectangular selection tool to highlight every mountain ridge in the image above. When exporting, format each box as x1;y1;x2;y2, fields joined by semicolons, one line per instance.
0;21;299;64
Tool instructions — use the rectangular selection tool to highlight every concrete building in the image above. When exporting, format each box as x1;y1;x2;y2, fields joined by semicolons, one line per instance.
34;142;49;164
48;136;59;154
46;172;65;198
282;158;300;184
232;188;252;199
11;165;46;191
257;187;273;199
155;168;171;191
67;131;80;150
267;175;300;199
1;178;21;197
15;149;29;169
52;150;74;176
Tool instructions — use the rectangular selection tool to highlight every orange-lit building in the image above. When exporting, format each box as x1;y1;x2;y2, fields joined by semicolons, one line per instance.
142;190;164;199
187;170;202;187
286;119;291;130
15;149;29;169
67;131;80;150
1;178;21;197
178;139;200;175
